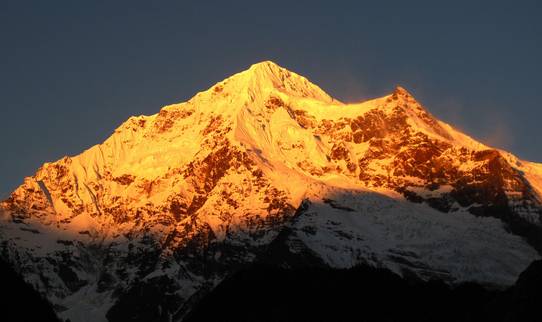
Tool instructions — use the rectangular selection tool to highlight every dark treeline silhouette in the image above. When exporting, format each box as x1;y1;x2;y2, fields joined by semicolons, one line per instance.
0;257;59;322
1;255;540;322
185;261;542;322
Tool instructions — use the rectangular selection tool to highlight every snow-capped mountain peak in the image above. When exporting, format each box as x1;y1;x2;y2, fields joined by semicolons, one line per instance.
239;60;335;102
1;61;542;322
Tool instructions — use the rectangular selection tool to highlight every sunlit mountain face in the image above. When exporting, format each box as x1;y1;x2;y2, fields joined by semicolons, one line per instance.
1;61;542;322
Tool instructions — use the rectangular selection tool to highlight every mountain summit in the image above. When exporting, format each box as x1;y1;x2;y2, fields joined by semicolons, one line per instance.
1;61;542;322
228;60;335;101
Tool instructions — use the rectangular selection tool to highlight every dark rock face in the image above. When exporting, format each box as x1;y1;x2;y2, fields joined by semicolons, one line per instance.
0;257;59;322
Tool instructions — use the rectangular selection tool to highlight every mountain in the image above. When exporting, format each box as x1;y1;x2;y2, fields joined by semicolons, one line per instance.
1;61;541;322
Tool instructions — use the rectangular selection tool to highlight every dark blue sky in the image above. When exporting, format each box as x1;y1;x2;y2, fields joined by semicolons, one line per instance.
1;0;541;197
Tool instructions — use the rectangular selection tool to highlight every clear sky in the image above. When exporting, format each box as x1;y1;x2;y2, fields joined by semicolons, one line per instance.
1;0;541;198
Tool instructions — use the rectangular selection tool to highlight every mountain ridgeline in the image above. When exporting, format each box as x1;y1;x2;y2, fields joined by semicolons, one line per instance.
1;61;541;321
